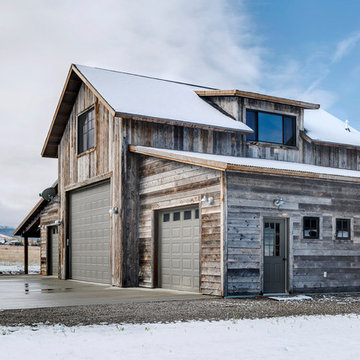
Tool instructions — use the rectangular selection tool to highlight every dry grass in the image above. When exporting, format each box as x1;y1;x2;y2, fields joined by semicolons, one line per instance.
0;246;40;265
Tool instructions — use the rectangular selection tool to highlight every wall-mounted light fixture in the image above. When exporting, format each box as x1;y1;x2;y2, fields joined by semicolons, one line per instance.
55;219;63;226
201;195;214;205
273;198;285;208
109;207;119;215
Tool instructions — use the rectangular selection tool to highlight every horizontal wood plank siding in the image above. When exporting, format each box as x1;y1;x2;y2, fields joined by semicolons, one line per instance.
138;156;222;295
226;171;360;295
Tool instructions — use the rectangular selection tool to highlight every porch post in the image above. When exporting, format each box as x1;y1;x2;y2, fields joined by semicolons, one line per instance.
24;236;28;274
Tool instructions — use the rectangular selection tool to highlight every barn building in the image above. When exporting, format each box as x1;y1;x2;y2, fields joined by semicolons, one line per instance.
15;64;360;296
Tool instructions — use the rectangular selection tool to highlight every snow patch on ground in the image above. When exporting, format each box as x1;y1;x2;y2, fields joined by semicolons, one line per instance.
269;295;313;301
316;295;360;303
1;315;360;360
0;264;40;275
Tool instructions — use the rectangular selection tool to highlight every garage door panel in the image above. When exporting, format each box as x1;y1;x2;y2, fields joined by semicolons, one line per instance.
159;207;200;292
70;182;111;284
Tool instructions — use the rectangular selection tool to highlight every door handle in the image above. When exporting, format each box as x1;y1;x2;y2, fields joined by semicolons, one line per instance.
282;258;287;261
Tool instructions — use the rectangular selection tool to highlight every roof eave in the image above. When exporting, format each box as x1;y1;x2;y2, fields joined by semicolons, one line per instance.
196;90;320;110
13;181;58;236
129;145;360;183
41;64;116;158
115;112;253;134
300;130;360;150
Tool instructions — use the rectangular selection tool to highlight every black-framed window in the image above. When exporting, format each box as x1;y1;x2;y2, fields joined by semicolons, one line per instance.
246;110;296;146
336;218;351;240
303;217;319;239
78;108;95;154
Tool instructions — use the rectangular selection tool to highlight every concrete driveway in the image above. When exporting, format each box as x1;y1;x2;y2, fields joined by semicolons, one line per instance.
0;275;205;310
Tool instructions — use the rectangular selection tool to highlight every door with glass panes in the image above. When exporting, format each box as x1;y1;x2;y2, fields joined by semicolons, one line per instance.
263;218;287;293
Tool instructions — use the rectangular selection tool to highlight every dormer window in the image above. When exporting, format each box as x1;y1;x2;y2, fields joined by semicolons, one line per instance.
78;108;95;154
246;110;296;146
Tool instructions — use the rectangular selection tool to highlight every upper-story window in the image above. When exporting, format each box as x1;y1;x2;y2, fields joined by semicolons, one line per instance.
246;110;296;146
78;108;95;154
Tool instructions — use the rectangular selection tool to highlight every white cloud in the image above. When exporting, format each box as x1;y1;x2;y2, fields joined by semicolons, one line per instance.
0;0;354;228
0;0;264;227
332;32;360;63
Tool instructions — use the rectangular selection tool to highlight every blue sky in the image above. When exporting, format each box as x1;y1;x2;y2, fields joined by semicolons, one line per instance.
0;0;359;226
238;0;360;124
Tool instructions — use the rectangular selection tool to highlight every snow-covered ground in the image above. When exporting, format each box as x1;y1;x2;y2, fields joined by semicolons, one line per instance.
0;264;40;275
1;315;360;359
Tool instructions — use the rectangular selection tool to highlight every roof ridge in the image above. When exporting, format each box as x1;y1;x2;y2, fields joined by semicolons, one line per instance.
74;64;217;90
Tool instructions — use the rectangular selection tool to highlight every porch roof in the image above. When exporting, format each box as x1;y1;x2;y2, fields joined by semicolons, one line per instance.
129;145;360;182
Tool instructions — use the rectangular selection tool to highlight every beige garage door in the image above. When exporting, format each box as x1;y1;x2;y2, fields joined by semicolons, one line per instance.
49;226;58;276
159;207;200;292
70;181;111;284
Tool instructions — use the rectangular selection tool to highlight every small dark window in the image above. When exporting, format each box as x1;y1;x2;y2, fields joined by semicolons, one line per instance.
303;217;319;239
163;213;170;222
195;209;199;219
246;110;296;146
336;219;351;239
184;210;192;220
173;212;180;221
78;108;95;154
283;116;296;146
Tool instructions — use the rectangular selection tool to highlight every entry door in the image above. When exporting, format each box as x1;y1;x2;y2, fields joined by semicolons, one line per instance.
48;226;58;276
263;219;286;293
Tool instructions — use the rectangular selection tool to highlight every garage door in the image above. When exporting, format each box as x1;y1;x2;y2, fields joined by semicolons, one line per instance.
70;181;111;284
48;226;58;276
159;207;200;292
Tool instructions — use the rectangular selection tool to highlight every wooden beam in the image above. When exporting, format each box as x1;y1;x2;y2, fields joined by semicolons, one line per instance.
64;171;112;192
42;64;117;158
195;90;320;110
14;181;58;236
24;236;28;275
72;65;116;116
129;145;228;171
116;113;252;134
129;145;360;183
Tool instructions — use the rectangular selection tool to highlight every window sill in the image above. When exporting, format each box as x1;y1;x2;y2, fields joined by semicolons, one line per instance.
246;141;298;150
77;147;96;158
334;238;352;243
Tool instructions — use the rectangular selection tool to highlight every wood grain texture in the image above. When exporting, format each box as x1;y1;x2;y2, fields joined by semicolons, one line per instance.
137;156;222;295
226;171;360;295
39;197;59;276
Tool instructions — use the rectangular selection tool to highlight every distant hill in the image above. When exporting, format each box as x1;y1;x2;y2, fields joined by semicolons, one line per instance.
0;226;16;237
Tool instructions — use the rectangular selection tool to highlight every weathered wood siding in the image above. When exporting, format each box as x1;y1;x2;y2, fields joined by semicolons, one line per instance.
302;140;360;170
58;83;123;286
39;197;59;276
123;118;245;157
137;156;222;295
226;171;360;295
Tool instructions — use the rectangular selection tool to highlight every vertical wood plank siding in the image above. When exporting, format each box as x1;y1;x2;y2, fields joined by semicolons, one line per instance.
226;171;360;295
39;198;59;275
58;83;122;285
137;156;222;295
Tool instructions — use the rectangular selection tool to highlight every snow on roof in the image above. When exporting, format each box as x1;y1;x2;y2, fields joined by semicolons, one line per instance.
131;145;360;179
304;108;360;147
75;65;252;133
